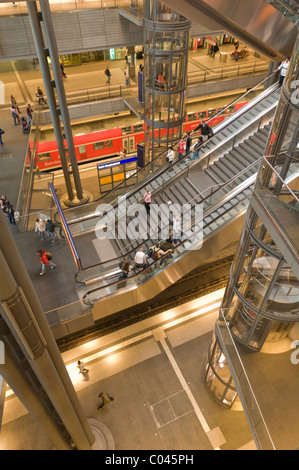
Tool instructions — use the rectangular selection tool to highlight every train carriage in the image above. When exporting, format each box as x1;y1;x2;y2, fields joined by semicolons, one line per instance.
31;102;247;171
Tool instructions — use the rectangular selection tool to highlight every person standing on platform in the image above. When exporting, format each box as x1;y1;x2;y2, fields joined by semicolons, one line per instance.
35;218;46;241
36;86;47;105
0;128;4;145
143;188;152;215
212;43;219;58
37;249;56;276
11;105;20;125
105;65;111;84
124;64;130;86
276;57;290;87
11;95;20;113
60;61;67;78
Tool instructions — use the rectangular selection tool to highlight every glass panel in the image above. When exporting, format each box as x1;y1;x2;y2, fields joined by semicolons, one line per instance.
93;142;104;150
121;126;132;136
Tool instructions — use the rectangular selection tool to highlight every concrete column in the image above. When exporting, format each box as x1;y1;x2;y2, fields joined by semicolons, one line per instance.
39;0;89;205
0;209;95;449
0;323;71;450
26;0;74;202
0;249;92;450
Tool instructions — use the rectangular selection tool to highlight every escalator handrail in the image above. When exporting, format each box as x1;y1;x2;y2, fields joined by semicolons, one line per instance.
82;189;253;302
75;157;261;282
64;71;278;225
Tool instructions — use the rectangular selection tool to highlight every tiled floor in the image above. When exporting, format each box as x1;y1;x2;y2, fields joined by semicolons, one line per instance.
0;291;257;450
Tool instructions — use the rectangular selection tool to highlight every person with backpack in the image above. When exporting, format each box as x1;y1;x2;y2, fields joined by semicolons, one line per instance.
45;218;56;243
37;249;56;276
104;65;111;84
149;243;172;267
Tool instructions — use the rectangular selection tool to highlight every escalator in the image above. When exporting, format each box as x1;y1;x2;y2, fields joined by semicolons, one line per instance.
64;83;291;320
164;0;297;60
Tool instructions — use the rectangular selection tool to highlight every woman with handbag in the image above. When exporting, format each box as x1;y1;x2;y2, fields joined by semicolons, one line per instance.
37;249;56;276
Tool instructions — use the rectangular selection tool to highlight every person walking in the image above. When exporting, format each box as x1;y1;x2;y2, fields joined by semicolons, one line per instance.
45;218;56;242
11;95;20;113
0;195;7;209
124;64;130;86
60;61;67;78
0;128;5;145
3;200;16;225
77;360;88;375
104;66;111;84
276;57;290;87
36;86;47;105
35;218;46;240
37;249;56;276
26;103;33;127
143;188;151;215
212;43;219;58
97;392;114;409
11;105;20;125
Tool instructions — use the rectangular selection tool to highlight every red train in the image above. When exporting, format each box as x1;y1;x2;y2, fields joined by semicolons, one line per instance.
30;101;248;171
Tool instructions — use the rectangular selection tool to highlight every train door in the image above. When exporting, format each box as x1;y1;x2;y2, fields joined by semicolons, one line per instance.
122;136;135;154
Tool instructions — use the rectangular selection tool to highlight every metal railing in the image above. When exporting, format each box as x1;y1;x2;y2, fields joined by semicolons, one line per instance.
216;308;276;450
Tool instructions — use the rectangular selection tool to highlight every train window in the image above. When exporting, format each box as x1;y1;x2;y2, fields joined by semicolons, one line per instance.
133;124;143;133
227;105;236;114
78;145;86;154
121;126;132;135
38;152;51;162
93;142;104;151
198;111;206;119
208;108;217;117
187;113;197;121
217;107;225;114
106;140;113;148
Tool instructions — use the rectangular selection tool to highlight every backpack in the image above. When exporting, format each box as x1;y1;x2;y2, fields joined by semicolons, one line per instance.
151;248;160;261
147;248;153;258
46;252;52;260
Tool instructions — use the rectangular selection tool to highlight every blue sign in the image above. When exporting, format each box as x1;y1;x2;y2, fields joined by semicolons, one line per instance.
97;157;137;170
